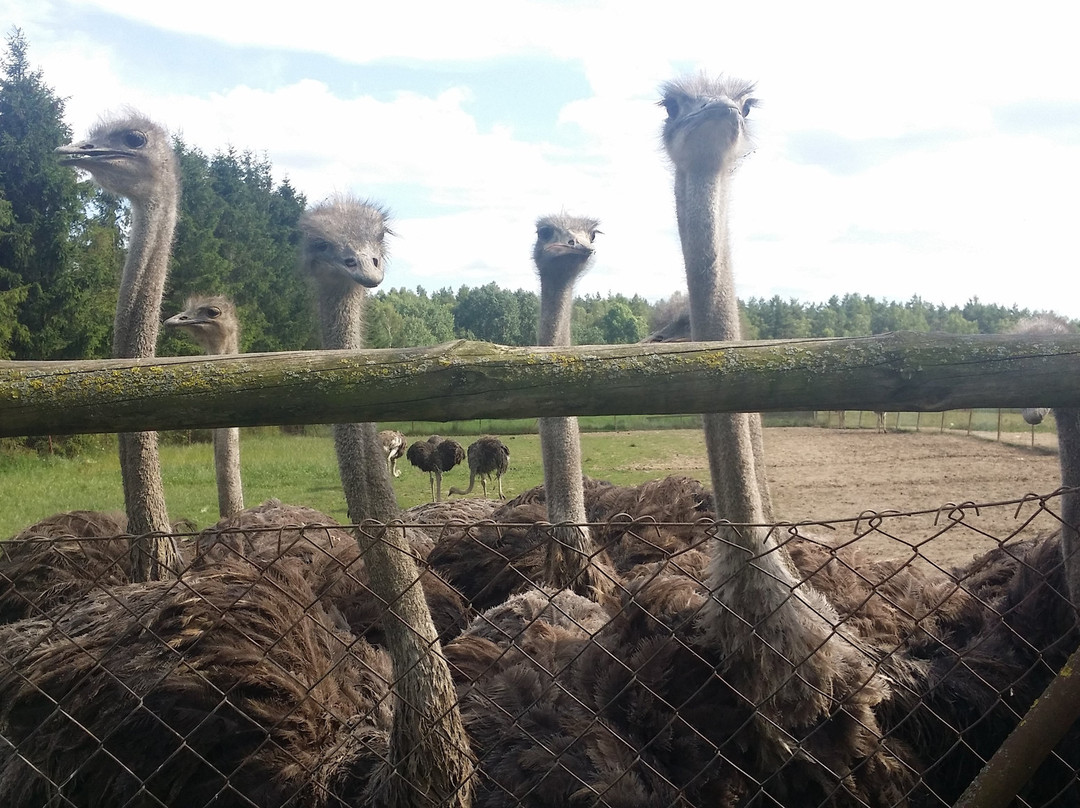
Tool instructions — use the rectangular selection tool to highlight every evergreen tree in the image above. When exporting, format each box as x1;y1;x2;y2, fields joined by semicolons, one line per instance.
0;28;100;359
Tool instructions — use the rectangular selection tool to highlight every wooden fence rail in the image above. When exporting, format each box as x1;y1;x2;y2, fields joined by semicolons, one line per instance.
2;331;1080;437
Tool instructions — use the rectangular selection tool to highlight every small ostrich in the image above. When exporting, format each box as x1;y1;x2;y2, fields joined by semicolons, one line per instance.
407;435;465;502
163;295;244;516
449;436;510;499
56;112;181;581
379;429;407;478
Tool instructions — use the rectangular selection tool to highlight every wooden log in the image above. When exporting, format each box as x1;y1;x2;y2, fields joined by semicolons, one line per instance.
1;332;1079;437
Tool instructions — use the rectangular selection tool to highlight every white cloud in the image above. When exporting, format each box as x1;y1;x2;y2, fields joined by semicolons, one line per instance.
6;0;1080;318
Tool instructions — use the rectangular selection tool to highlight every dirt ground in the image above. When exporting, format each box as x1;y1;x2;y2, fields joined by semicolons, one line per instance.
760;427;1064;568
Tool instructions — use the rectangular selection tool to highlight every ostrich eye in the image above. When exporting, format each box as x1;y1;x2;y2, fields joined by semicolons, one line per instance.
537;225;554;241
590;230;599;241
661;97;679;119
312;240;331;252
206;307;221;318
123;130;148;149
741;99;755;118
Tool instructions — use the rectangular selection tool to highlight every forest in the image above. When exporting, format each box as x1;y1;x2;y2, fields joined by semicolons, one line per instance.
0;29;1064;367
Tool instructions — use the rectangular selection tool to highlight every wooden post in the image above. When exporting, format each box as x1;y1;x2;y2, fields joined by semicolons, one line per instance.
997;409;1003;442
968;409;974;435
940;411;946;433
956;642;1080;808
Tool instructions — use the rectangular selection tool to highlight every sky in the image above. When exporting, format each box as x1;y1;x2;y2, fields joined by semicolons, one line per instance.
5;0;1080;319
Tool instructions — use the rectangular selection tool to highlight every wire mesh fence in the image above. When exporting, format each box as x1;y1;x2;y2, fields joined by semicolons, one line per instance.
0;483;1077;807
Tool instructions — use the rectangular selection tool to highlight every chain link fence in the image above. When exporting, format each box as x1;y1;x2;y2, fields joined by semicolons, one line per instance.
0;483;1077;807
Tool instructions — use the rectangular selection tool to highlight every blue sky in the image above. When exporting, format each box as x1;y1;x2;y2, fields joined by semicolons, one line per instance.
7;0;1080;318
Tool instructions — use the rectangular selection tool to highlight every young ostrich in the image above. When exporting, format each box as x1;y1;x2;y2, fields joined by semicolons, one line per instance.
163;295;245;517
379;429;407;478
406;435;465;502
56;112;181;581
659;72;898;788
299;196;474;806
449;436;510;499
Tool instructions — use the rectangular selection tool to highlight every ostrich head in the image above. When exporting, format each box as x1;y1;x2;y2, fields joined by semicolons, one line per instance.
299;196;390;290
163;295;239;355
660;73;757;173
55;112;177;202
532;213;600;283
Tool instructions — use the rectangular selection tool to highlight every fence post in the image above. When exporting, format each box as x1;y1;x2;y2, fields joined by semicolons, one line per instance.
955;641;1080;808
968;409;974;435
997;409;1003;442
940;411;946;433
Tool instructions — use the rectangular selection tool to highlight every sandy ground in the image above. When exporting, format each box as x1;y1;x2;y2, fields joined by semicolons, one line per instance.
760;427;1064;568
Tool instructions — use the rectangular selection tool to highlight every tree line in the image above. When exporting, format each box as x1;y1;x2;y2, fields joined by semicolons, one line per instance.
0;29;1068;366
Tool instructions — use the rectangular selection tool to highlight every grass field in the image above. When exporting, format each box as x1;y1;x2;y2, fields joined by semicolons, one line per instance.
0;409;1055;539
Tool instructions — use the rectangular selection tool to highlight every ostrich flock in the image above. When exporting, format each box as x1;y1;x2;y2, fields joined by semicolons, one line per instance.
0;74;1078;808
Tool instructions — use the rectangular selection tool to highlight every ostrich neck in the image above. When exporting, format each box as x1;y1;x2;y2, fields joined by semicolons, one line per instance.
674;168;741;342
115;190;179;574
537;271;587;525
674;167;762;527
213;427;244;517
1055;407;1080;610
321;279;474;805
114;194;177;359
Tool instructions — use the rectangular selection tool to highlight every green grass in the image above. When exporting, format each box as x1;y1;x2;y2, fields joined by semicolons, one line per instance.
0;427;716;538
1;410;1056;538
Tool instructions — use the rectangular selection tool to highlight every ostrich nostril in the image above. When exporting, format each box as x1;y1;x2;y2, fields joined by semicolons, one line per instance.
568;238;576;247
373;257;380;269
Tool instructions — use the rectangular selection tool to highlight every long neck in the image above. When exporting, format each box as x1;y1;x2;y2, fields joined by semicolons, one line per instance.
674;167;763;527
537;266;610;600
321;279;475;805
357;524;475;808
674;167;873;721
116;191;179;579
1055;407;1080;611
538;268;586;525
213;427;244;517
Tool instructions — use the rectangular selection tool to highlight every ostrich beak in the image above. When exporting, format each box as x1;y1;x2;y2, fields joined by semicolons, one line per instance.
343;255;384;288
55;143;126;166
544;243;593;257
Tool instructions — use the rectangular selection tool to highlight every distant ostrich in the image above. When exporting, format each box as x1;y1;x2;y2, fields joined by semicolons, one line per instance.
379;429;407;478
876;410;888;433
163;295;245;516
407;435;465;502
659;73;901;795
449;436;510;499
299;196;474;805
56;112;181;581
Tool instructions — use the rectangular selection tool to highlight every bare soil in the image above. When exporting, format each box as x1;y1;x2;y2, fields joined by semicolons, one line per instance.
761;427;1063;568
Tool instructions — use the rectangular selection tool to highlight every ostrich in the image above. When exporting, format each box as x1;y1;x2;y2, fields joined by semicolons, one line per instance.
163;295;245;517
659;72;898;787
379;429;407;478
406;435;465;502
299;195;474;806
531;213;616;599
449;436;510;499
56;112;180;581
